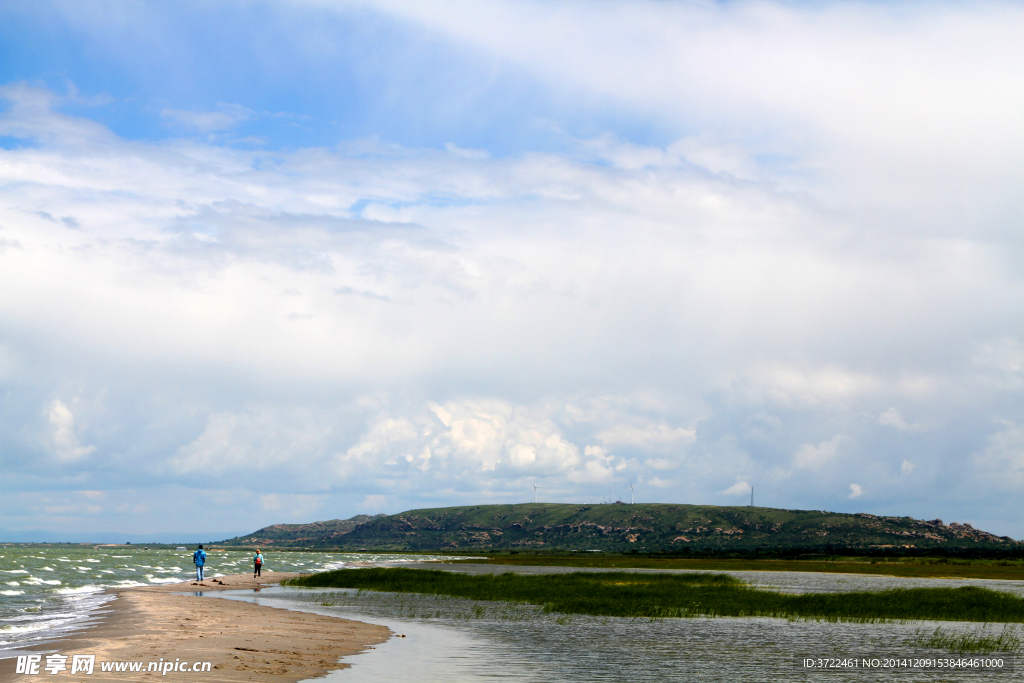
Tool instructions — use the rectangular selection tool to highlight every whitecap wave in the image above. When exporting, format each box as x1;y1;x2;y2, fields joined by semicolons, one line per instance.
0;590;25;596
146;577;182;584
0;622;51;634
5;581;19;586
0;615;82;646
54;585;102;595
22;577;63;586
1;570;29;574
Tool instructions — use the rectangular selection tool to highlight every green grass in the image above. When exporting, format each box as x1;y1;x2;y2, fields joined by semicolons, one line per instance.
286;567;1024;623
453;555;1024;581
906;626;1023;654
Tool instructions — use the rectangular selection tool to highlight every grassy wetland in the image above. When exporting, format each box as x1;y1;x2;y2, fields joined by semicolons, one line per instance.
447;554;1024;581
907;625;1024;654
286;567;1024;623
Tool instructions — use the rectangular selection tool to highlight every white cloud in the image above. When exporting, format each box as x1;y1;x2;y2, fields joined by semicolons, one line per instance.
644;458;678;471
719;480;752;497
879;408;909;431
792;435;845;470
258;493;328;519
168;410;330;475
160;104;254;133
45;399;95;462
901;460;915;476
972;421;1024;492
974;338;1024;375
595;422;696;449
848;483;863;499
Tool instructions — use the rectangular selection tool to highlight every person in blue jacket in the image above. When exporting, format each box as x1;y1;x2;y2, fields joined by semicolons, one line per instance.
253;550;263;578
193;544;207;582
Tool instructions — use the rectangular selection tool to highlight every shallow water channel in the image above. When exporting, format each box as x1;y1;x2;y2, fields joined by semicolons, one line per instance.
212;565;1024;682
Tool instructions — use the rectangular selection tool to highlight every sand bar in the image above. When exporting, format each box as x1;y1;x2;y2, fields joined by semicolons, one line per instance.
2;572;389;683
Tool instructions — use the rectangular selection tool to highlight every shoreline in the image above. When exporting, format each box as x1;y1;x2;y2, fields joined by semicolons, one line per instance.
1;572;389;683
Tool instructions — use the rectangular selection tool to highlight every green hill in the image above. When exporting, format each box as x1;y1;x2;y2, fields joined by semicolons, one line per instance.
218;514;386;547
218;504;1015;552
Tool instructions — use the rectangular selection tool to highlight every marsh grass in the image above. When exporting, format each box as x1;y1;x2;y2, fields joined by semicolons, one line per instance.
287;568;1024;623
906;625;1023;654
309;589;546;622
463;556;1024;581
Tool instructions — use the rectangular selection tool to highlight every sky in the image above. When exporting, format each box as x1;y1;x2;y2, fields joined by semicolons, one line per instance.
0;0;1022;540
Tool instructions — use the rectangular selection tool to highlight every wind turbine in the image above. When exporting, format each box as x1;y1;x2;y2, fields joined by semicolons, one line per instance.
750;486;754;507
533;484;538;504
630;484;634;505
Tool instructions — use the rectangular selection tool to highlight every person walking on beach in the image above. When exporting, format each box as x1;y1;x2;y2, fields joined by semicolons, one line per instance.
253;550;264;578
193;545;207;582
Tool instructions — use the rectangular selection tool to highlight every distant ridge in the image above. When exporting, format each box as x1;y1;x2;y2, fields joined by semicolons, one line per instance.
217;504;1016;552
0;529;248;544
218;514;386;547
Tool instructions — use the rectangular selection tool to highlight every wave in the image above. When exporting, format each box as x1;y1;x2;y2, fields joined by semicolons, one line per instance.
0;615;83;647
54;585;103;595
0;622;53;634
0;590;25;596
145;577;183;584
23;578;62;586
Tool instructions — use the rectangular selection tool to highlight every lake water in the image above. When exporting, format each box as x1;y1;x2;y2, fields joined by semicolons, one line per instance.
403;561;1024;596
211;564;1024;682
0;545;455;653
3;549;1023;680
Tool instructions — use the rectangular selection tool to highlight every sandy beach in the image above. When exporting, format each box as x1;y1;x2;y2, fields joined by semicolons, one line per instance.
1;572;389;682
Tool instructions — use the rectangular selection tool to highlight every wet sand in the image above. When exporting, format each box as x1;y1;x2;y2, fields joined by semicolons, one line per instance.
1;572;389;682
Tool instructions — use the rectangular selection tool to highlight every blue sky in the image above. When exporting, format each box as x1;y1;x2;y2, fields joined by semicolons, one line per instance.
0;1;656;152
1;0;1023;540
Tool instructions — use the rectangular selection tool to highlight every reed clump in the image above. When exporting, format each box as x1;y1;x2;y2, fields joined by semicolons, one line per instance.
907;626;1023;654
286;568;1024;623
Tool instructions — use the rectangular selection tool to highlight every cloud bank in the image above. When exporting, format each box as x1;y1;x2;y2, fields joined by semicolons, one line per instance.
0;0;1022;537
